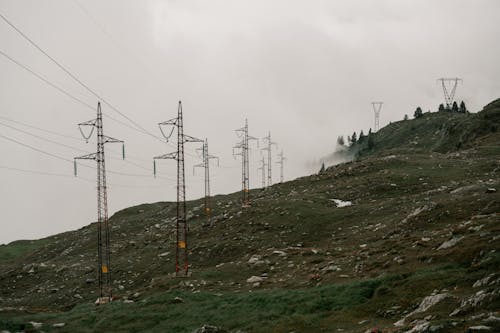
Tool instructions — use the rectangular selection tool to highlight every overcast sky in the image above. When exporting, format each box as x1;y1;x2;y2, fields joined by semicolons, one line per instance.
1;0;499;244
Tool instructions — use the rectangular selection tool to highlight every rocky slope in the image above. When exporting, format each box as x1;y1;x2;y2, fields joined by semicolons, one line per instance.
0;100;499;333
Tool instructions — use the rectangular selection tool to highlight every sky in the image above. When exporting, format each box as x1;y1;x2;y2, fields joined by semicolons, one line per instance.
0;0;499;244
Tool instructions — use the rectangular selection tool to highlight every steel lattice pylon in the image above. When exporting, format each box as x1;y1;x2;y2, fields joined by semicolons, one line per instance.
257;156;266;188
194;139;218;225
74;102;124;304
371;102;383;132
153;101;202;276
276;150;286;183
233;119;257;207
438;78;462;109
261;131;277;187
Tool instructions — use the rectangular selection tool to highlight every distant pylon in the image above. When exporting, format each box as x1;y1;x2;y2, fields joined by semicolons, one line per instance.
153;101;202;276
371;102;383;132
233;119;258;207
437;78;462;109
74;101;125;304
276;150;286;183
194;139;219;225
257;156;266;188
261;131;277;187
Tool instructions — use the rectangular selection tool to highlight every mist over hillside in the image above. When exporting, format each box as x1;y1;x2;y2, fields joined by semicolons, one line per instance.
1;98;499;333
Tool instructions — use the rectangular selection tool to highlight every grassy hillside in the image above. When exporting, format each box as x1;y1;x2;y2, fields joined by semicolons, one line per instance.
353;98;500;156
0;100;499;333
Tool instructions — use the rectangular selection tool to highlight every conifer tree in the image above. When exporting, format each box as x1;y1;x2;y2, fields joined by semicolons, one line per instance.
351;131;357;144
358;130;365;143
414;107;423;118
367;132;375;150
319;162;325;174
459;101;467;113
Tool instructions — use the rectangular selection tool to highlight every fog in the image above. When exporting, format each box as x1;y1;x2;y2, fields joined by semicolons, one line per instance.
1;0;499;244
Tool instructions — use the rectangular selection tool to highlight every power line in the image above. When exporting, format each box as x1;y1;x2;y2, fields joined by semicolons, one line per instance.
0;121;94;154
0;44;203;162
0;48;95;110
0;164;171;189
0;115;83;142
0;48;157;135
0;11;163;142
0;12;204;162
0;115;158;163
0;120;174;179
0;164;76;179
0;132;166;179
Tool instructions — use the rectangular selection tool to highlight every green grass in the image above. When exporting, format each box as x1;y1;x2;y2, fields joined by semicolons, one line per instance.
1;277;386;333
2;263;478;333
0;239;50;266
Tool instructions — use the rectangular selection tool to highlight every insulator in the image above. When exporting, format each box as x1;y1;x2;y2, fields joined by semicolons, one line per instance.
153;160;156;178
122;143;125;160
74;160;77;177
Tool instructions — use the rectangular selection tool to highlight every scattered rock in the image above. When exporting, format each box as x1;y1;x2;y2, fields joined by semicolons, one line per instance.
29;321;43;329
467;326;491;332
473;274;494;288
246;276;264;283
271;250;286;256
438;236;464;250
331;199;352;208
402;204;435;224
396;293;450;327
172;296;184;304
323;265;341;273
450;184;484;195
22;264;33;272
191;325;227;333
483;314;500;323
485;188;497;193
95;297;111;305
412;293;450;314
247;255;263;265
450;289;500;316
403;320;430;333
53;323;66;328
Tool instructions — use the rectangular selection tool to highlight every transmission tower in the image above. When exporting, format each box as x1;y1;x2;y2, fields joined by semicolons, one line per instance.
371;102;383;132
233;119;258;207
257;156;266;188
73;101;124;304
153;101;202;276
194;139;219;225
261;132;277;187
276;150;286;183
437;78;462;109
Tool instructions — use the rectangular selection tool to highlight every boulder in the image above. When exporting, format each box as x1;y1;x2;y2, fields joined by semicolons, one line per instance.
467;326;491;332
246;276;264;283
438;236;464;250
191;325;227;333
